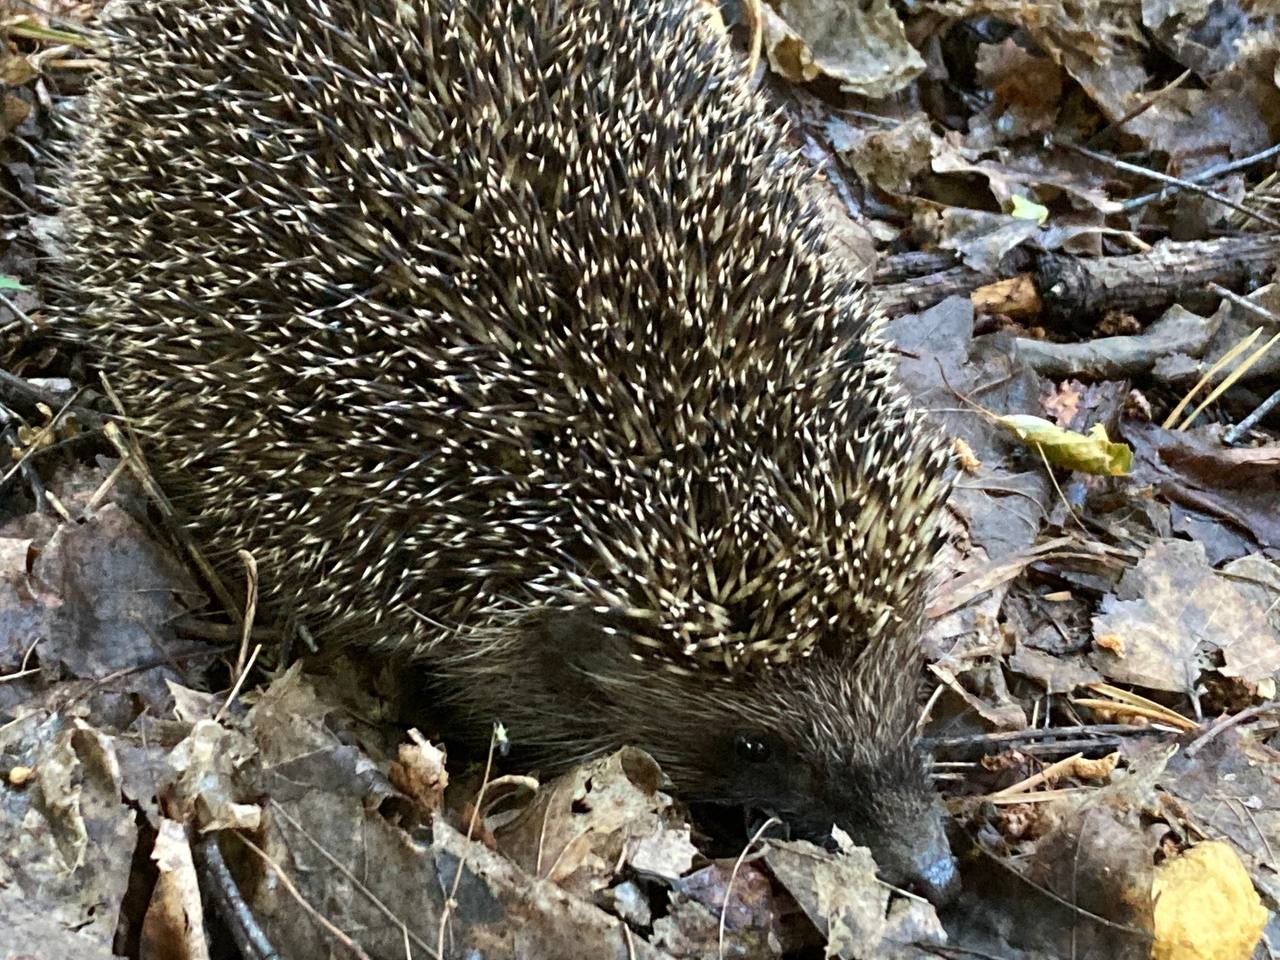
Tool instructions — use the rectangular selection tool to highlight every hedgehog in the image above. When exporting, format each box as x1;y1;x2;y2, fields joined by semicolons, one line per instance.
58;0;958;902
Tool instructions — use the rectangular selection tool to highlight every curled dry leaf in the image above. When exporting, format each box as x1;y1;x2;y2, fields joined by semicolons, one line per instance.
761;0;923;97
142;818;210;960
494;747;690;900
166;718;261;832
389;728;448;818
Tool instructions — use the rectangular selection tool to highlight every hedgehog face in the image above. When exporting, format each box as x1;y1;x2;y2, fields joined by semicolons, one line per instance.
769;737;959;906
577;637;960;905
691;686;960;905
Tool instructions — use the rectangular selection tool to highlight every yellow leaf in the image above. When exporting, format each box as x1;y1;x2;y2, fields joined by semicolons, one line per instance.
1008;194;1049;224
1153;842;1267;960
996;415;1133;475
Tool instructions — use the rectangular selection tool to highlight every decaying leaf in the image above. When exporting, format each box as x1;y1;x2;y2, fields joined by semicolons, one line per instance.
1091;539;1280;692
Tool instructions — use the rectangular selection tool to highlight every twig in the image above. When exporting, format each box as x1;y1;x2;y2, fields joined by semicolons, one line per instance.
216;551;261;723
1161;325;1264;429
0;291;34;335
1036;444;1086;532
84;456;130;513
926;723;1167;752
1087;69;1191;147
0;637;41;683
193;834;281;960
917;683;945;735
437;724;500;959
719;817;780;960
232;550;259;679
1123;141;1280;211
1061;139;1280;230
1184;700;1280;757
972;844;1153;940
1208;282;1280;325
269;802;437;957
1224;386;1280;444
0;368;78;411
1178;327;1280;429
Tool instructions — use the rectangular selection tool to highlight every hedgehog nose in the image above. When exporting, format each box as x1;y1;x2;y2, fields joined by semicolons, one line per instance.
909;852;960;906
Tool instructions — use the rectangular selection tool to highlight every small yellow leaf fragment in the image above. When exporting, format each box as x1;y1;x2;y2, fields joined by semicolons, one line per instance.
1153;841;1267;960
1095;632;1125;655
7;765;33;786
952;437;981;472
1008;194;1049;224
997;414;1133;475
1068;752;1118;780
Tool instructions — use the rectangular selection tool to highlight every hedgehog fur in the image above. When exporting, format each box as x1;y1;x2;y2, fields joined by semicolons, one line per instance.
59;0;958;900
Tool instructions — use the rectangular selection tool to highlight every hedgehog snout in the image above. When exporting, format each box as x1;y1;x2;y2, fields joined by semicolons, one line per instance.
909;844;961;906
855;796;960;907
890;814;962;911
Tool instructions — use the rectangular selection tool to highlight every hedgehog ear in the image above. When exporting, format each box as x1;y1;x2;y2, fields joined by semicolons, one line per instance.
541;608;636;681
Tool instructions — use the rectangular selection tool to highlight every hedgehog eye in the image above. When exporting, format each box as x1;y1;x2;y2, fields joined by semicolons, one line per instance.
734;733;771;763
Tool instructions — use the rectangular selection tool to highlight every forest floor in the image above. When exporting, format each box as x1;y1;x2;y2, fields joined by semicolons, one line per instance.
0;1;1278;958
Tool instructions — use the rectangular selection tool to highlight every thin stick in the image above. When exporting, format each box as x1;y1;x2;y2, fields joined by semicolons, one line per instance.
1036;444;1086;532
269;803;437;957
1161;326;1262;429
0;637;41;683
1063;139;1280;230
719;817;779;960
233;831;375;960
1224;386;1280;444
215;551;261;723
1123;141;1280;211
1087;69;1190;146
1208;282;1280;325
927;723;1169;751
84;456;131;513
193;835;281;960
437;725;499;959
972;844;1153;940
1185;700;1280;757
1178;328;1280;430
232;550;259;680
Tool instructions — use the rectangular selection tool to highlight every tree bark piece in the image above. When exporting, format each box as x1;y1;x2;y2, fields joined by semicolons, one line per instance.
873;235;1280;321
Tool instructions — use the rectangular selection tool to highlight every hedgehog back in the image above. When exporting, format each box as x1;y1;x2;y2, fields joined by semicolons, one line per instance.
62;0;945;675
